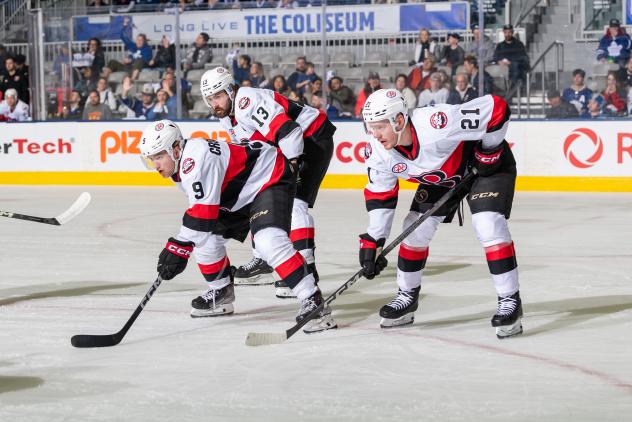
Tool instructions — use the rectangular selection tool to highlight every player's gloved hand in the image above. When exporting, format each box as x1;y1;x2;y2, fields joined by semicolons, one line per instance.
359;233;388;279
157;237;194;280
474;142;503;177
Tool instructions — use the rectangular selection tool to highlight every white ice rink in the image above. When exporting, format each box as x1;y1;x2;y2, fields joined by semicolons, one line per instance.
1;186;631;422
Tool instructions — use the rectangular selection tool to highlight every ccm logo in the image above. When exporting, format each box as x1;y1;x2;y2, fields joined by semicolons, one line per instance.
475;150;501;164
470;192;499;199
167;244;191;257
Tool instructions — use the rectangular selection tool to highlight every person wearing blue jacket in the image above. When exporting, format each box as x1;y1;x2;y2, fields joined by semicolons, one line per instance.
562;68;593;113
596;19;632;67
103;17;153;80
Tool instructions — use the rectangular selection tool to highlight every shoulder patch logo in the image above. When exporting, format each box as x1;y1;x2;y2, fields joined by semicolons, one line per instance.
182;158;195;174
155;122;164;131
238;97;250;110
392;162;407;173
429;111;448;129
217;67;225;73
363;143;372;159
386;90;397;98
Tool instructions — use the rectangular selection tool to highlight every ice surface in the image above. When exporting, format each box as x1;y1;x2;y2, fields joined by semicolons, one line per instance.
1;187;631;421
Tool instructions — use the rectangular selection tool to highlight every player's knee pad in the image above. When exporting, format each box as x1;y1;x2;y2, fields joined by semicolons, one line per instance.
253;227;294;267
472;211;512;247
403;213;442;248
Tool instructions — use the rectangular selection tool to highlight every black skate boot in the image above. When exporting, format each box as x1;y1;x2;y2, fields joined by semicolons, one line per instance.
491;291;523;339
234;257;275;286
191;281;235;318
296;289;337;333
307;263;319;284
379;287;420;328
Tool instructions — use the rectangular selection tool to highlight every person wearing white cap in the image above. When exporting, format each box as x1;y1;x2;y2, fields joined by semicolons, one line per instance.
0;88;30;122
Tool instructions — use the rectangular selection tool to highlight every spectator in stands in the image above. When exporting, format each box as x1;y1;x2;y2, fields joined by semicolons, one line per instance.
418;72;449;107
596;18;631;68
120;80;157;119
309;93;325;112
493;24;530;88
149;35;176;73
82;89;112;120
52;45;72;78
87;37;105;77
159;73;184;116
447;73;477;105
601;71;627;116
103;17;152;81
0;88;30;122
150;89;176;119
74;66;98;99
287;56;309;94
96;77;117;112
413;28;440;65
465;24;495;65
407;54;437;96
581;94;607;119
231;54;252;85
249;61;269;88
277;0;298;8
61;90;84;120
440;33;465;76
355;71;382;118
328;76;355;117
271;75;291;97
562;68;592;113
0;56;29;104
395;73;417;110
463;55;493;96
545;90;579;119
293;62;319;96
0;44;7;75
14;54;29;80
184;32;212;73
617;56;632;85
304;76;322;105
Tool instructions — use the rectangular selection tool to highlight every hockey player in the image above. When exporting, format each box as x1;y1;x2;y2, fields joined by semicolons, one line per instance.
200;67;336;298
359;89;522;339
0;88;30;121
140;119;336;332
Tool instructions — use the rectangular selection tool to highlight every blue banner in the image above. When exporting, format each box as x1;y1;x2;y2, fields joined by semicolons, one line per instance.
399;3;469;32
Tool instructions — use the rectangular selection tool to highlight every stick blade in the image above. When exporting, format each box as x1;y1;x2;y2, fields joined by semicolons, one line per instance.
245;332;288;347
71;333;120;348
55;192;91;225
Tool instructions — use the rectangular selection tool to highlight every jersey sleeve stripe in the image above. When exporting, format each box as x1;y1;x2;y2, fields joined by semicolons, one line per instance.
487;95;511;133
266;113;293;140
185;203;220;220
259;151;286;193
183;213;217;232
303;111;327;137
273;92;290;114
364;184;399;201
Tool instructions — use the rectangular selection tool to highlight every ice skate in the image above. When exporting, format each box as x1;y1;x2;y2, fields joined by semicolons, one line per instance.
190;283;235;318
274;278;297;298
296;289;337;334
491;291;523;339
234;257;275;286
379;287;420;328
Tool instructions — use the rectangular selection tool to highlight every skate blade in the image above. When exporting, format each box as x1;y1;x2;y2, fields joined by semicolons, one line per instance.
380;313;415;329
496;321;523;339
275;287;296;299
190;303;234;318
234;273;275;286
303;314;338;334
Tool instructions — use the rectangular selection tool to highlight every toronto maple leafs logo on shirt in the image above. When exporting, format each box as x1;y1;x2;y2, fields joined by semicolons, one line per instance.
238;97;251;110
429;111;448;129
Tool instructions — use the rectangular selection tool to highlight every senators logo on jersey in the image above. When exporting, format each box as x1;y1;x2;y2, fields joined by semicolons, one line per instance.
364;143;372;159
155;122;164;131
238;97;251;110
392;163;407;173
429;111;448;129
182;158;196;174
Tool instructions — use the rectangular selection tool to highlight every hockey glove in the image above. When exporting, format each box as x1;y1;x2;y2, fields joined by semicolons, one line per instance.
158;237;194;280
359;233;388;280
474;142;503;177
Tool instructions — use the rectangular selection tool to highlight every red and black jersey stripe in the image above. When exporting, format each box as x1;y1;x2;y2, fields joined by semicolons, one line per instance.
274;252;309;289
273;92;329;139
198;256;231;282
290;228;315;251
183;204;219;232
219;143;262;209
365;183;399;211
395;118;420;160
398;244;429;273
487;95;511;133
485;242;517;275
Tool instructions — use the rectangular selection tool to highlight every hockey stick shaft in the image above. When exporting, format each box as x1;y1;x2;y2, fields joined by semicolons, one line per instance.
0;192;91;226
245;169;478;346
71;276;163;348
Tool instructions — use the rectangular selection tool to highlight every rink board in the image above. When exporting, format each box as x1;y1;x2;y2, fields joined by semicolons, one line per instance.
0;120;631;191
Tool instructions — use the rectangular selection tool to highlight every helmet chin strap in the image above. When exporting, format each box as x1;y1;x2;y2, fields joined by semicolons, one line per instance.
391;115;408;147
227;86;236;116
168;141;182;177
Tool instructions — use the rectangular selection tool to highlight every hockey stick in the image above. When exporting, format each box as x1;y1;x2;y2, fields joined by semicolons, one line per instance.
0;192;91;226
245;169;479;347
71;276;163;348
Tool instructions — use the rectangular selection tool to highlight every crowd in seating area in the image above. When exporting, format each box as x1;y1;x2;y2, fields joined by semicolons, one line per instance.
5;16;632;122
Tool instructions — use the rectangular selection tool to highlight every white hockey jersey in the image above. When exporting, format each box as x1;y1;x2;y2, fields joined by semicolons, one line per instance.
364;94;510;240
219;86;328;159
0;99;30;122
173;137;286;246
